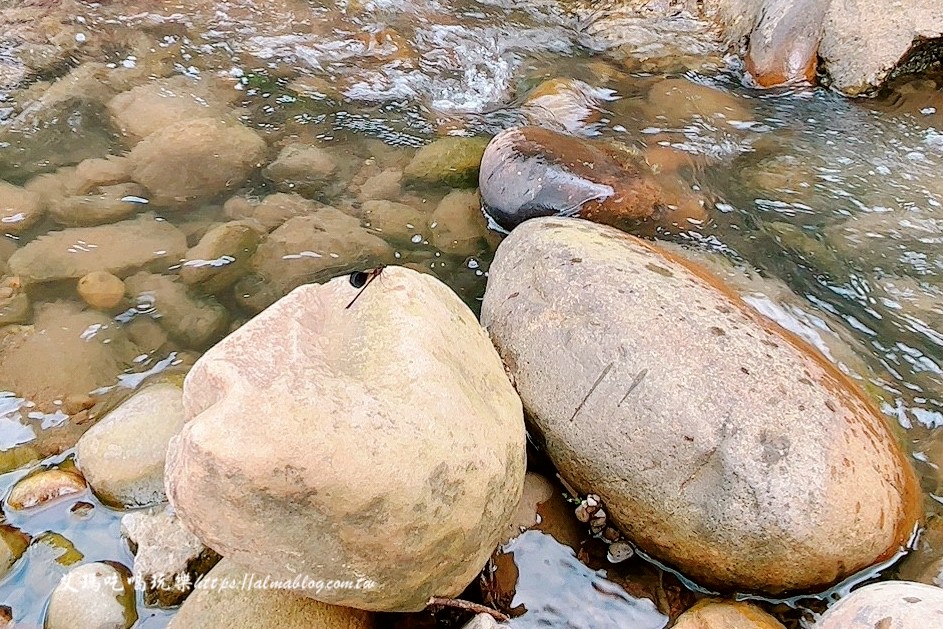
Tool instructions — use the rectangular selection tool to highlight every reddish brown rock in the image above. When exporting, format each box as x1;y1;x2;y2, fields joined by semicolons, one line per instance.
745;0;825;87
479;126;703;233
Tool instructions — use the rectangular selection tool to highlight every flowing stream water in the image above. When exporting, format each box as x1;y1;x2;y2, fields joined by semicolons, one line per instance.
1;1;942;627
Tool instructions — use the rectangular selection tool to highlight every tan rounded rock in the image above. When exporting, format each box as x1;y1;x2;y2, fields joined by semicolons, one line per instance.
480;217;921;596
169;559;374;629
128;117;266;208
816;581;943;628
76;384;185;508
7;213;187;284
77;271;125;309
673;600;785;628
166;266;526;611
45;562;136;629
0;180;44;235
7;468;87;510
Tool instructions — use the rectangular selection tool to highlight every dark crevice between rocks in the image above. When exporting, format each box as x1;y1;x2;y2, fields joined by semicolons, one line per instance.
891;38;943;83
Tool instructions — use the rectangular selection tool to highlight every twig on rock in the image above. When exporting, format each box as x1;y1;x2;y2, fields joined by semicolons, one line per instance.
427;596;510;622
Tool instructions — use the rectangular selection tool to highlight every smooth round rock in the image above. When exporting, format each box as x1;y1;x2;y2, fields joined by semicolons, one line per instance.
478;126;667;231
77;271;125;309
166;266;526;611
76;383;185;508
6;468;86;510
816;581;943;628
673;599;785;628
404;136;489;188
45;562;137;629
169;559;374;629
480;217;920;596
128;117;266;208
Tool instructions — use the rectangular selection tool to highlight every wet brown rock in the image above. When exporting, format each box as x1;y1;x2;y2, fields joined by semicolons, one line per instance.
128;117;266;208
7;214;187;283
358;168;403;201
263;143;338;196
179;221;261;293
49;183;146;227
404;136;489;188
430;190;487;255
166;267;526;611
647;78;751;124
0;276;30;326
252;193;322;232
73;156;133;191
0;302;139;406
124;272;229;349
744;0;824;87
169;559;375;629
520;78;614;136
480;217;921;596
77;271;126;310
7;468;87;510
357;199;427;242
77;384;185;508
0;180;44;235
0;525;29;580
250;210;392;298
108;75;237;141
816;581;943;627
672;600;785;628
479;126;678;231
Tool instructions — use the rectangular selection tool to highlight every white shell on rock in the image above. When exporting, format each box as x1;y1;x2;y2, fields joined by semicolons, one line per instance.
166;266;526;611
480;217;920;596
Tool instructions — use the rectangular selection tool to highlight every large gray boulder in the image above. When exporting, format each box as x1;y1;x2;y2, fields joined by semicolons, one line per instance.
166;266;526;611
480;217;920;596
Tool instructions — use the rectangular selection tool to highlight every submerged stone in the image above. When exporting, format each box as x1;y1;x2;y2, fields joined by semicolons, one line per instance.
403;136;489;188
166;267;526;611
124;272;229;349
0;180;44;235
0;302;139;407
179;220;260;294
480;217;921;596
7;214;187;283
744;0;824;87
250;210;392;298
262;143;338;197
128;117;266;208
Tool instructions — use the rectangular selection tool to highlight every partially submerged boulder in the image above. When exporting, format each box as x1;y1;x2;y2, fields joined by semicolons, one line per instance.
480;217;920;596
166;266;526;611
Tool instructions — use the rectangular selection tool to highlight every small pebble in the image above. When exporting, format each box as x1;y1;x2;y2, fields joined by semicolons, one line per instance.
607;541;635;563
77;271;125;309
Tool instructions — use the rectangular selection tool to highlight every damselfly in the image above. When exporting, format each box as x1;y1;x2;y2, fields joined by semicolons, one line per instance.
345;265;386;309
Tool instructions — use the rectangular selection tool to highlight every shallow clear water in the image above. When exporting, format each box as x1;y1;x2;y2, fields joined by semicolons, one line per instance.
1;0;942;626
